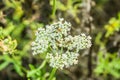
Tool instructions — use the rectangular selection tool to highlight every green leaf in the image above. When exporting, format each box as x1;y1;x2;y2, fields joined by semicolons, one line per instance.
29;64;36;70
0;61;9;70
14;63;23;76
27;69;40;77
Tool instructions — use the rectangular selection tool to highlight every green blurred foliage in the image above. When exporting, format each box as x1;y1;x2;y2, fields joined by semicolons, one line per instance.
0;0;120;80
105;13;120;37
94;13;120;79
0;54;24;76
0;0;44;79
50;0;81;23
0;27;23;76
27;61;53;80
3;0;24;21
95;52;120;78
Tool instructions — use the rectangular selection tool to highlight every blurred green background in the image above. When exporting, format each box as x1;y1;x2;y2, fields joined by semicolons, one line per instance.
0;0;120;80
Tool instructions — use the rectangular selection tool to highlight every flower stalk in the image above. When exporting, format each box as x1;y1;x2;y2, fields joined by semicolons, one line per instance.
48;68;57;80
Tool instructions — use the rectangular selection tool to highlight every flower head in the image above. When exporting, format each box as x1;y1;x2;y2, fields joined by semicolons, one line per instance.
32;18;92;69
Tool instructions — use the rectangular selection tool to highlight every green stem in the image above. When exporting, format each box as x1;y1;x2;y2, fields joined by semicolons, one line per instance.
38;60;47;70
48;68;57;80
52;0;56;18
11;54;27;75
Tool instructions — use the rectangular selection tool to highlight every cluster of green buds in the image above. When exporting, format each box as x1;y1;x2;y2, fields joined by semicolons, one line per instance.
32;18;92;69
0;28;17;54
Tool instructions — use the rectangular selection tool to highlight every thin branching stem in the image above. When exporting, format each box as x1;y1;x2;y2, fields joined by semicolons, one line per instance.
52;0;56;18
48;68;57;80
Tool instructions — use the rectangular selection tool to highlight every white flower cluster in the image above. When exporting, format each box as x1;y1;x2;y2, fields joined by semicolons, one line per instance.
46;51;79;69
32;18;92;69
64;34;92;52
31;28;50;55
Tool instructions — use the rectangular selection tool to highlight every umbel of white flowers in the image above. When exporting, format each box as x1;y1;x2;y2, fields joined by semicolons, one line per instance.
32;18;92;69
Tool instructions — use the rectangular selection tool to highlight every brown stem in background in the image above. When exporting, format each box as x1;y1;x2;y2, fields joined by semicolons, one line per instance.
88;42;93;77
87;16;93;78
87;9;93;78
81;0;94;78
